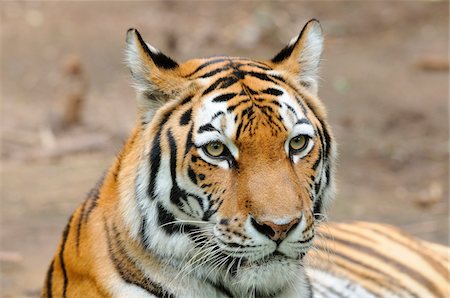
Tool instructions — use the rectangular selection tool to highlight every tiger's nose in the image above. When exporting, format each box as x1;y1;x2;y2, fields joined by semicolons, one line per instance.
251;217;300;243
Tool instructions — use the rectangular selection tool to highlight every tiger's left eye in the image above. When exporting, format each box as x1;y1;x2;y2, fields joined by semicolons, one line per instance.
289;135;309;152
205;141;225;157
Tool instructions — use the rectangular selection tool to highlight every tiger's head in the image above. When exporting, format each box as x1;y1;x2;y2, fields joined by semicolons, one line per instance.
120;19;336;297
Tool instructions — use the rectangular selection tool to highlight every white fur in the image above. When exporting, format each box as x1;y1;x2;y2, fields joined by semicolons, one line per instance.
307;268;377;298
296;21;324;95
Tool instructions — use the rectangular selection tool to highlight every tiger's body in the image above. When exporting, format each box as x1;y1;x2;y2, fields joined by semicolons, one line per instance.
43;20;449;298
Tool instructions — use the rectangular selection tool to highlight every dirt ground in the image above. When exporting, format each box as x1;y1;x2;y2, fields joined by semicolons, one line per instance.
1;1;449;297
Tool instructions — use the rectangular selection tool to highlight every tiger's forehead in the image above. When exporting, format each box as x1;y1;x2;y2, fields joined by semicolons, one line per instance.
179;56;274;79
186;57;312;147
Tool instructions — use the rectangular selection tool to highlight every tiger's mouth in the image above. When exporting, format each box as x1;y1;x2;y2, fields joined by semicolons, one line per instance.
254;250;307;264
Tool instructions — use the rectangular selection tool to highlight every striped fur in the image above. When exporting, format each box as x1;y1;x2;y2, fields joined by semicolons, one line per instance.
308;222;449;298
42;20;449;298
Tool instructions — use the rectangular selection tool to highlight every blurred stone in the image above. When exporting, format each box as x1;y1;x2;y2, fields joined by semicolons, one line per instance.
63;55;82;75
415;56;449;72
0;252;23;264
414;182;444;208
49;54;89;132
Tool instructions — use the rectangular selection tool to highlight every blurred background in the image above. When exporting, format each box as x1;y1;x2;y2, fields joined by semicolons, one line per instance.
1;1;448;296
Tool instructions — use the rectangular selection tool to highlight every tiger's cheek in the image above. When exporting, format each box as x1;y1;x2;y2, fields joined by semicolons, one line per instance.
186;154;230;201
187;156;247;223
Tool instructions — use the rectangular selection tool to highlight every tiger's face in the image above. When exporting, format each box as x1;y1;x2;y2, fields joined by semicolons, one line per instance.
123;20;335;296
190;63;318;261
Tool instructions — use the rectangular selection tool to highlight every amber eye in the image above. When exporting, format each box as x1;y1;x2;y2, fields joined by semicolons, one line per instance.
205;141;225;157
289;135;309;152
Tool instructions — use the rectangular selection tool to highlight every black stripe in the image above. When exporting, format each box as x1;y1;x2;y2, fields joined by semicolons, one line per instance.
84;173;105;223
167;129;187;208
246;71;277;83
139;216;148;248
148;130;162;200
185;58;229;77
150;52;179;70
311;148;322;171
211;111;225;121
157;202;179;234
167;129;178;186
212;93;237;103
199;67;229;78
184;124;194;155
313;199;323;220
76;199;88;253
202;201;220;222
296;118;310;125
245;62;272;70
294;95;308;116
148;108;175;200
156;202;176;233
235;120;244;140
262;88;284;96
187;166;197;184
319;120;331;159
198;123;219;134
179;108;192;126
202;76;239;96
60;214;74;298
180;95;193;105
242;84;259;95
297;234;314;244
271;42;296;63
226;99;251;112
45;259;55;298
284;103;298;118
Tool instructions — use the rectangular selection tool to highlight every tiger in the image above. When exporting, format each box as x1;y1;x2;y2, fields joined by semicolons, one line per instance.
42;19;449;298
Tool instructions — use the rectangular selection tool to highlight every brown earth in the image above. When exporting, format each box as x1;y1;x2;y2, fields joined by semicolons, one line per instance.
1;1;449;297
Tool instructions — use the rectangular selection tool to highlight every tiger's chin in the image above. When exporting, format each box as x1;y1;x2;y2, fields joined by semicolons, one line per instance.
213;253;310;298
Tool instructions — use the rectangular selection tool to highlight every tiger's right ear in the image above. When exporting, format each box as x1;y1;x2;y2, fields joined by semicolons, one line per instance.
269;20;324;96
125;29;188;111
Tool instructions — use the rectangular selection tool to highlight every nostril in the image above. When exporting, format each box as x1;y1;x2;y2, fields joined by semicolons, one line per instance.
251;217;300;242
251;218;276;239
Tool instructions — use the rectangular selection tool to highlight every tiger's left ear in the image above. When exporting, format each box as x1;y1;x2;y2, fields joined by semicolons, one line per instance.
125;28;188;112
270;19;324;95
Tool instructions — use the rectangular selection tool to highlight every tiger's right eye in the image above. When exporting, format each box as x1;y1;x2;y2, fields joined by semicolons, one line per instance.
289;135;310;155
204;141;225;157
